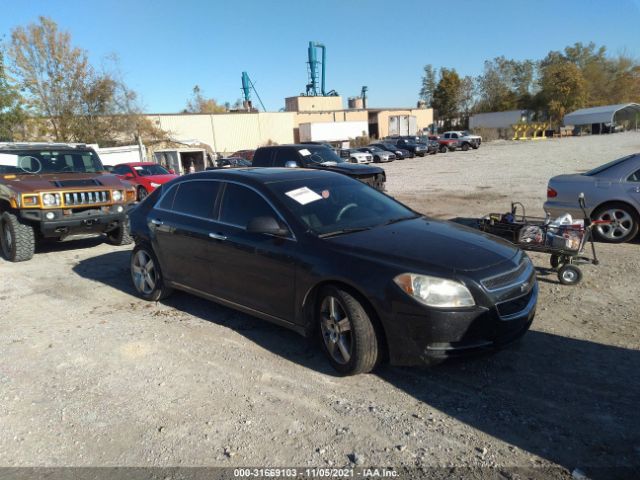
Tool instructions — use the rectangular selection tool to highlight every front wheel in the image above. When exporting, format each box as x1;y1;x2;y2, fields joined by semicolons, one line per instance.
137;187;149;201
106;220;133;246
461;143;470;151
131;244;173;301
318;286;379;375
439;145;447;153
591;203;639;243
558;264;582;285
0;211;35;262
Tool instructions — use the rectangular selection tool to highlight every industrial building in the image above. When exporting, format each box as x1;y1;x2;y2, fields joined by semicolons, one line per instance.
563;103;640;133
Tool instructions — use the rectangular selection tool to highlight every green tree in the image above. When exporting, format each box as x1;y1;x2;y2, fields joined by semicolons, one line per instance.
185;85;227;113
8;16;164;146
419;64;437;107
0;50;24;141
476;57;536;112
432;68;461;128
539;62;586;128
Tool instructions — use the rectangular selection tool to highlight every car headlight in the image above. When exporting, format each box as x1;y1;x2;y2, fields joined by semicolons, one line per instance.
393;273;475;308
42;193;61;206
112;190;123;202
150;182;160;188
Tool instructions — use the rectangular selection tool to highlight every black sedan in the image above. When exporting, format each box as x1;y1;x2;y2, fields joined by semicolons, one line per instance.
129;169;537;375
369;142;414;159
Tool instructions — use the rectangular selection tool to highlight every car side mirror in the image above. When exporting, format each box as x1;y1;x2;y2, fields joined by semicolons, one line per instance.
124;173;135;179
284;161;298;168
247;216;290;237
168;169;175;174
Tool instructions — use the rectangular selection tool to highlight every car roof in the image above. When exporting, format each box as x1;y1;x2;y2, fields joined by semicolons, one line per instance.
115;162;157;166
175;167;344;185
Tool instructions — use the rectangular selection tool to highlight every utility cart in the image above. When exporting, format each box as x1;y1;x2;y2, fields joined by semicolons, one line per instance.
479;194;609;285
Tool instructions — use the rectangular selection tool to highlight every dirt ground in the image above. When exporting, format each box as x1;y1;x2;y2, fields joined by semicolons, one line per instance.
1;133;639;479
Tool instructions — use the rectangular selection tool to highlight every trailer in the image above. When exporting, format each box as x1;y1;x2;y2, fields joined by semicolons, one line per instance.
299;121;369;143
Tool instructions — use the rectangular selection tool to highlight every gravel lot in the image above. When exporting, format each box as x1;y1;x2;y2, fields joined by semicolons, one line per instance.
1;133;639;479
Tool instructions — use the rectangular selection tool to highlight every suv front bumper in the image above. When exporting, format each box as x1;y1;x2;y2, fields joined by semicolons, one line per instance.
19;207;128;238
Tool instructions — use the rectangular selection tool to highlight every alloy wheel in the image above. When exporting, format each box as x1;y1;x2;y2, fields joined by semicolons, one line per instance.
131;249;157;295
596;208;634;240
320;296;353;365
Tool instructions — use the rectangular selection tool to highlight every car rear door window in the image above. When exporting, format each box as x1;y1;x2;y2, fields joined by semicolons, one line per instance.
171;180;220;218
628;169;640;182
220;183;277;228
113;165;132;176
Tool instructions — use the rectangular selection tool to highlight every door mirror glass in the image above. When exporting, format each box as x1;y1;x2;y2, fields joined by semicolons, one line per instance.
247;216;289;237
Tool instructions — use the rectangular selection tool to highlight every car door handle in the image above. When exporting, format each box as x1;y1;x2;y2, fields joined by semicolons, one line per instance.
209;233;227;241
151;219;163;226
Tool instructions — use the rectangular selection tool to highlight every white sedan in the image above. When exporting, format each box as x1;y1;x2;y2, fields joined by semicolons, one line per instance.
340;149;373;164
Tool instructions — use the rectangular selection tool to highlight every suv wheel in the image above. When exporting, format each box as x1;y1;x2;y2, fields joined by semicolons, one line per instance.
461;143;470;151
137;187;149;201
439;145;447;153
317;286;379;375
0;211;35;262
106;220;133;246
131;244;173;301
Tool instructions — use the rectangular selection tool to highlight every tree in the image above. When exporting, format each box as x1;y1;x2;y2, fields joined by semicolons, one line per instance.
0;50;24;141
419;64;437;107
539;62;586;128
475;57;537;112
431;68;461;128
458;75;476;125
185;85;227;113
8;16;165;146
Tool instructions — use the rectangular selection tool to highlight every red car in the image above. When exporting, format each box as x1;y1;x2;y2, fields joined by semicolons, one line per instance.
112;162;178;201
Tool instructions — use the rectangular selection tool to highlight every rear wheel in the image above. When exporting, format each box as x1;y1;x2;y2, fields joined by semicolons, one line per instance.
318;286;379;375
591;203;639;243
131;244;173;301
439;145;447;153
0;211;35;262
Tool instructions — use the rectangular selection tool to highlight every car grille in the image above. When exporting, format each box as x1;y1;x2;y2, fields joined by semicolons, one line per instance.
481;256;532;291
63;190;110;206
496;287;535;317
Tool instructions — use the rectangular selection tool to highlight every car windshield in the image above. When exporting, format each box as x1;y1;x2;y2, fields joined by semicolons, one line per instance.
583;155;636;176
133;164;170;176
0;149;104;175
305;146;345;165
366;146;382;153
268;176;420;236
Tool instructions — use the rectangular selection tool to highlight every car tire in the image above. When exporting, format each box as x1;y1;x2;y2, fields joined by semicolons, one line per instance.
131;244;173;301
591;202;639;243
374;156;381;163
137;187;149;201
350;157;357;164
0;211;35;262
439;145;447;153
106;220;133;246
461;143;470;151
317;286;379;375
472;144;479;149
558;264;582;285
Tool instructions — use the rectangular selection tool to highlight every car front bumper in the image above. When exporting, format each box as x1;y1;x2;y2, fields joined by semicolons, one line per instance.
384;282;537;366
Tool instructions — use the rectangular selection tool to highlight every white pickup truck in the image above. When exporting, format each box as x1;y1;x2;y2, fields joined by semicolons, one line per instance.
442;131;482;150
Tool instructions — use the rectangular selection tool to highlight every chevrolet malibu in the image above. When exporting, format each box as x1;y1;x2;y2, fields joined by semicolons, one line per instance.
129;169;537;375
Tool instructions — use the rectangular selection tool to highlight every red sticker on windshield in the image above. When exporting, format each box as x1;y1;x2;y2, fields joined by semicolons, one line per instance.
321;190;330;199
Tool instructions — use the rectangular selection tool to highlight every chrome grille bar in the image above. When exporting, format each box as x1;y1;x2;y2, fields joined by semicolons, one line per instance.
62;190;111;206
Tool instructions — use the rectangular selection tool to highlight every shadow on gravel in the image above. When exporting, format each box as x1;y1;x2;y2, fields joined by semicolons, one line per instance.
36;236;107;254
74;250;640;478
378;334;640;479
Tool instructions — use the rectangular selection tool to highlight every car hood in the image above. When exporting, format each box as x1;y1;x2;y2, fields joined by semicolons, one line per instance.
326;217;519;273
139;174;178;184
310;162;384;175
2;172;129;193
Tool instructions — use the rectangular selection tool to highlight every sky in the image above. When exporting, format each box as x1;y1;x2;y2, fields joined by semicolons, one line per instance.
1;0;639;113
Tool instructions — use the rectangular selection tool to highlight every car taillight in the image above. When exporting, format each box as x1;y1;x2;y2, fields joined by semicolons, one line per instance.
547;186;557;198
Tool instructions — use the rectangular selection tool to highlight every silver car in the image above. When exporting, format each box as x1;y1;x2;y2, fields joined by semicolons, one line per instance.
544;153;640;243
340;148;373;164
357;146;396;163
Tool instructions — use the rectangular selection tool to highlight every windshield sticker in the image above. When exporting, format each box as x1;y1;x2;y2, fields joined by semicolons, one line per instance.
0;153;18;166
298;148;311;156
285;186;322;205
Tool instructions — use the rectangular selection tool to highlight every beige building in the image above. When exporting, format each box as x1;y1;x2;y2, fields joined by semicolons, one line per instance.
145;111;295;154
285;95;343;112
367;108;434;138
